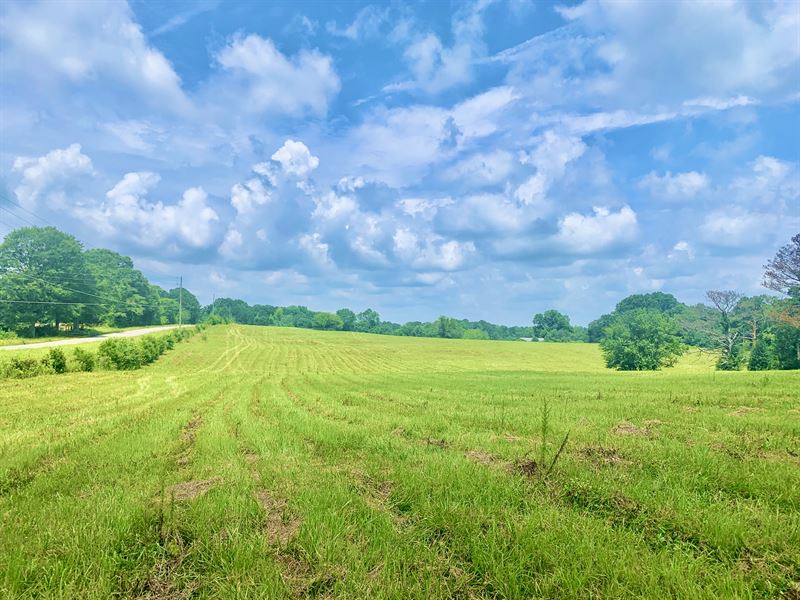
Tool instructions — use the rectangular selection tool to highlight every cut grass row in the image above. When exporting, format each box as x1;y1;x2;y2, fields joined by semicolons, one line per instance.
0;325;797;598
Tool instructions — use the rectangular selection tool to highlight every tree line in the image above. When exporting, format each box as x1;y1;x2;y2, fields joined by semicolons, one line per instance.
0;227;201;335
1;227;798;371
594;234;800;370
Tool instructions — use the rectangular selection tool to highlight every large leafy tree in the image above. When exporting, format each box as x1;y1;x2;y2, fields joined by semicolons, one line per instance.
600;309;685;370
336;308;356;331
532;309;575;340
313;311;344;330
84;249;155;327
0;227;99;333
615;292;683;315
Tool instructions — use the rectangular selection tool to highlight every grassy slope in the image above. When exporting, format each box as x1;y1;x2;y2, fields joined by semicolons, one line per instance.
0;325;797;599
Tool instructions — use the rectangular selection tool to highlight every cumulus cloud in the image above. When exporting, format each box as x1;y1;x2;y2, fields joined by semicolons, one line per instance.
13;143;94;209
231;178;271;215
730;155;799;208
214;34;340;116
86;172;220;250
639;170;710;200
557;206;638;254
270;139;320;177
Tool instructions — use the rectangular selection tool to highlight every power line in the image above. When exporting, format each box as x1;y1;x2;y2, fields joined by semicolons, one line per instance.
2;272;164;310
0;204;39;228
0;192;55;228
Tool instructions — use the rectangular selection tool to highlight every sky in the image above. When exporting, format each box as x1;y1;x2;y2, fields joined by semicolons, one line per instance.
0;0;798;326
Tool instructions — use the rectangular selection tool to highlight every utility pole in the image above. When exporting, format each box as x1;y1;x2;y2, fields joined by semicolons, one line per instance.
178;276;183;327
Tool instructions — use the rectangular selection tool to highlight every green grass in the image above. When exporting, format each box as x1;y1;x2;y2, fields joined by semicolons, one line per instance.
1;325;797;599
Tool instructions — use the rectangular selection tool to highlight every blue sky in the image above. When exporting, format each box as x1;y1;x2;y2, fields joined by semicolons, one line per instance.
0;0;798;325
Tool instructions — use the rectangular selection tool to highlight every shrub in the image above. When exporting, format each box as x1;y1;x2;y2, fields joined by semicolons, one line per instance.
98;338;144;370
139;335;166;364
73;347;96;372
46;348;68;374
0;330;19;341
3;357;46;379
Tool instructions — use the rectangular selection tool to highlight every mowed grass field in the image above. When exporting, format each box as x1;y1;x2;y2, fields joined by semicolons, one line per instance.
1;325;798;599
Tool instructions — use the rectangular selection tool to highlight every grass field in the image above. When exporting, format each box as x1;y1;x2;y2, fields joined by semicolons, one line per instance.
1;325;798;598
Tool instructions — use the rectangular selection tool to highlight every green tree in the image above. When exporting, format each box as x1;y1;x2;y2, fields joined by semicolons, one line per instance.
313;311;344;330
0;227;99;334
355;309;380;332
600;309;685;371
166;287;201;324
587;313;615;342
84;249;155;326
748;336;776;371
436;315;464;339
615;292;683;315
336;308;356;331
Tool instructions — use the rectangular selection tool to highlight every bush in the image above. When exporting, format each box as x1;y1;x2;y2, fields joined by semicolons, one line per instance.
45;348;68;374
2;357;47;379
98;338;144;370
139;335;166;364
73;347;96;372
0;330;19;341
600;309;685;371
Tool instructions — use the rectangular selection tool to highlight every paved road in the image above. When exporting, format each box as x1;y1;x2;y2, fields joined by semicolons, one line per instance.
0;325;188;351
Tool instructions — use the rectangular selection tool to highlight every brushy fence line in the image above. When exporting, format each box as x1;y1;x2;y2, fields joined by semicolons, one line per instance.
0;325;209;380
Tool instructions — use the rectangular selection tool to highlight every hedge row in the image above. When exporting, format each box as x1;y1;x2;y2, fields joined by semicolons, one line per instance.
0;325;205;379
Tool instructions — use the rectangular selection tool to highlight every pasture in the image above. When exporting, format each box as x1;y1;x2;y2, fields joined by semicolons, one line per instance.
1;325;798;598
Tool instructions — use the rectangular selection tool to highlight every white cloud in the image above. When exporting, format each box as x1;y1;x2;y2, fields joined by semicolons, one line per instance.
231;178;271;214
553;0;800;106
13;143;94;209
88;173;220;249
451;86;517;139
391;1;490;94
400;235;475;271
515;131;586;207
219;227;243;258
298;232;332;266
0;1;190;111
669;240;695;260
326;5;388;40
215;34;340;116
270;139;320;177
701;209;778;248
730;155;800;208
558;206;637;253
639;170;710;200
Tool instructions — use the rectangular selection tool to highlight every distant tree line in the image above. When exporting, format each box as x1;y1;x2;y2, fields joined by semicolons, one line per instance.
1;227;798;371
